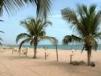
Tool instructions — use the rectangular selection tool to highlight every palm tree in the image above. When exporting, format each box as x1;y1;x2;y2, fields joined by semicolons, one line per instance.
0;0;51;18
61;5;101;66
54;38;59;62
16;18;57;58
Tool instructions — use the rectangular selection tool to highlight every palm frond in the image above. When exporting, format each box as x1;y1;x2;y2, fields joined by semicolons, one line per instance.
0;0;25;15
21;20;34;35
18;38;30;50
63;35;82;44
0;0;51;18
89;5;96;14
91;39;98;51
0;42;2;45
0;30;4;33
93;11;101;33
20;18;51;36
35;0;51;19
0;37;3;41
16;33;31;43
0;19;3;21
61;8;79;25
0;37;3;45
94;32;101;39
23;0;51;19
42;21;52;28
61;7;86;36
39;36;58;45
82;5;89;17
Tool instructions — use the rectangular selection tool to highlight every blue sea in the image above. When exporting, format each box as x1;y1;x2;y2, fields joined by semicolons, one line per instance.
8;44;101;50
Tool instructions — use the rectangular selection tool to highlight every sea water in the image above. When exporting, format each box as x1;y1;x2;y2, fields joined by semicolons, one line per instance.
8;44;101;50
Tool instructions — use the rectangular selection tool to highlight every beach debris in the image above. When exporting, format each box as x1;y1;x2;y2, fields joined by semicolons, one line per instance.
90;62;95;67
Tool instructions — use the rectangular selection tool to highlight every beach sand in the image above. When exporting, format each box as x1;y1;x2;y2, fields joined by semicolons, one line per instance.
0;48;101;76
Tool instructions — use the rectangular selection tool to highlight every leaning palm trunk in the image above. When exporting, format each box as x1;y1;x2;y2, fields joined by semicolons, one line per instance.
56;44;58;62
87;49;92;66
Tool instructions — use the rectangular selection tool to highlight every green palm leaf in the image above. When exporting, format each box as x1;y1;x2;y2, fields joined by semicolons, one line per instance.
0;42;2;45
62;8;79;25
19;38;30;50
39;36;58;45
16;33;31;43
63;35;82;44
0;37;3;41
0;0;51;18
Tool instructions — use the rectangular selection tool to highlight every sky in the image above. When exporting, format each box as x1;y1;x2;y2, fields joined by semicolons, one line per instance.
0;0;101;45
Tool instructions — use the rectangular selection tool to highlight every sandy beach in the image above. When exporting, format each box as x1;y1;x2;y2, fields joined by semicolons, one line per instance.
0;48;101;76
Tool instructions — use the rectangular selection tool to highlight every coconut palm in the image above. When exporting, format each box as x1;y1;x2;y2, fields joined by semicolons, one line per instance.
0;0;51;18
61;5;101;65
16;18;57;58
55;41;58;62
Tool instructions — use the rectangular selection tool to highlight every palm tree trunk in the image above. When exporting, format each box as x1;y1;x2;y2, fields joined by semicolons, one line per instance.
87;49;91;66
56;44;59;62
33;44;37;58
33;37;38;58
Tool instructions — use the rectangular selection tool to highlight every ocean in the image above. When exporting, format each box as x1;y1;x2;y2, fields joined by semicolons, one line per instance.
8;44;101;50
